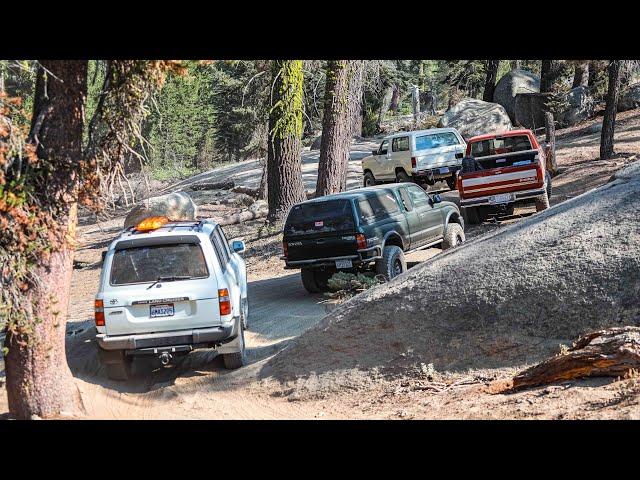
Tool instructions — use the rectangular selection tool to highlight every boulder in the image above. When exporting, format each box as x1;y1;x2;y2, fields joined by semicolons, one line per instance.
559;86;595;126
513;93;547;130
124;191;197;229
437;98;512;139
618;83;640;112
493;69;541;122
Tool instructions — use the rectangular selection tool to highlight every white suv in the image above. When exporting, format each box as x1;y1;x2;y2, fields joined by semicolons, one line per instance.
94;217;248;380
361;128;467;190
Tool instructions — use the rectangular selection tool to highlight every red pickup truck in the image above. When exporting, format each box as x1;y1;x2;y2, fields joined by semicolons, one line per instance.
456;129;552;224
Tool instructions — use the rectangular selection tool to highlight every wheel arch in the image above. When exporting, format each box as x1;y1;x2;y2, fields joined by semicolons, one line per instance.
444;208;465;231
381;231;405;251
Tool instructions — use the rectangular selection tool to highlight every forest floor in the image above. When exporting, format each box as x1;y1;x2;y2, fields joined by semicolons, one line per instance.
1;109;639;419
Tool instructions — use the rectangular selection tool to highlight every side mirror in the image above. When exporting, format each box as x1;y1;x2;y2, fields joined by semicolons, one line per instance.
432;194;442;204
232;240;246;254
372;150;378;155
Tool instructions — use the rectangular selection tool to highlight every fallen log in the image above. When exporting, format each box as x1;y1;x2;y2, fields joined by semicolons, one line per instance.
189;180;235;191
509;327;640;391
230;185;259;197
215;206;268;226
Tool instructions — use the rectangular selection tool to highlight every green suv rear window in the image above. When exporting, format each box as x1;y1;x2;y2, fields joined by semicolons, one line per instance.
285;199;355;235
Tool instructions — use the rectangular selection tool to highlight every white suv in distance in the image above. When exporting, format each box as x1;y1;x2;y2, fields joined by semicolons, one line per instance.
361;128;467;190
94;216;249;380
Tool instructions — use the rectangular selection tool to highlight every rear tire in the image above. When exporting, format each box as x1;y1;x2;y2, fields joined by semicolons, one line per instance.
300;269;331;293
441;223;465;250
445;176;457;191
223;319;246;370
375;245;406;281
99;348;133;381
363;171;376;187
396;170;412;183
535;190;550;212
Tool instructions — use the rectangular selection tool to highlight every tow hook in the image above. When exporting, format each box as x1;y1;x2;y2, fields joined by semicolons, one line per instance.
159;351;173;366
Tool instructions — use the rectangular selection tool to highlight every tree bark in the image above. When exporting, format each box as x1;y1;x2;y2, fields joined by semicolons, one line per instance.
600;60;622;160
483;60;500;102
508;327;640;391
572;61;589;88
266;60;305;224
316;61;353;198
511;60;521;70
544;111;558;175
390;84;400;113
4;60;87;419
540;60;564;93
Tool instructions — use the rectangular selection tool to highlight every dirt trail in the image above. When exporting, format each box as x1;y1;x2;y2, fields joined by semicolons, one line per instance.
2;110;640;419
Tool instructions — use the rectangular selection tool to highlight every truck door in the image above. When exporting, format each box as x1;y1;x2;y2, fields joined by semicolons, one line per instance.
376;139;392;180
391;135;411;179
406;184;442;243
398;186;421;249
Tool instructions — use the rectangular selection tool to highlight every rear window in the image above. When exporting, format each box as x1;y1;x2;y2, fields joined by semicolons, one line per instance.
357;192;400;223
416;132;459;150
110;243;209;285
284;200;355;235
470;135;532;158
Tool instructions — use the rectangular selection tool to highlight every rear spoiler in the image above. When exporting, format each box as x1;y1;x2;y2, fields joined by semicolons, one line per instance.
114;235;201;251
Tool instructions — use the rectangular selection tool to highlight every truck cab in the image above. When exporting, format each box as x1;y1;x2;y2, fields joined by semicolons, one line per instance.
457;129;552;224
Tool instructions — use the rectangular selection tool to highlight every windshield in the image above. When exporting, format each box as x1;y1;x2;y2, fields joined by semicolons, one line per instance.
110;243;209;285
470;135;532;158
284;199;355;235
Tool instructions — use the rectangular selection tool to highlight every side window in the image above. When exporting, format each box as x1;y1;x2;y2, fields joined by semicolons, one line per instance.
407;186;430;208
359;193;400;221
440;132;459;146
357;199;375;223
399;188;413;212
216;227;233;259
415;134;437;151
210;230;229;268
392;136;409;152
379;140;389;155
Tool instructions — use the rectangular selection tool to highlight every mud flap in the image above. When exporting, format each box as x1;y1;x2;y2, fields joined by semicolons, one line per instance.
216;316;243;354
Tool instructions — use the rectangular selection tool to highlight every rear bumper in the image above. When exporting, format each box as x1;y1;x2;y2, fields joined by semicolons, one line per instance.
414;165;460;181
96;323;235;351
460;185;546;207
282;246;382;270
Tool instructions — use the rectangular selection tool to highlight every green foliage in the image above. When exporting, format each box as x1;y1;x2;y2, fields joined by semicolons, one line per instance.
327;271;382;294
270;60;304;140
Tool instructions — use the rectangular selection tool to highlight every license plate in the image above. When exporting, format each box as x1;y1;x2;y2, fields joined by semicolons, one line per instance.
439;167;449;174
335;259;353;269
489;193;514;204
150;304;175;318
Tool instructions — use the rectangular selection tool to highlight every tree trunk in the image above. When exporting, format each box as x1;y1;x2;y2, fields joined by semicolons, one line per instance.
508;327;640;391
511;60;521;70
540;60;564;93
544;111;558;175
390;84;400;113
572;61;589;88
316;61;353;198
4;60;87;419
483;60;500;102
266;60;305;224
600;60;622;160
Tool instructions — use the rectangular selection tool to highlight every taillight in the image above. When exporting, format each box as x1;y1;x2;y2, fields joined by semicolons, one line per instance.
356;233;367;250
94;299;105;327
283;241;288;258
411;157;417;169
218;288;231;316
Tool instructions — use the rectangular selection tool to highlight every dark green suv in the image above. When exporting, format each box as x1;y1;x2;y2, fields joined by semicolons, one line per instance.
282;183;465;293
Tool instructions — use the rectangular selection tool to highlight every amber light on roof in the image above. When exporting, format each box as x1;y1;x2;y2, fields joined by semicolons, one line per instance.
135;216;169;232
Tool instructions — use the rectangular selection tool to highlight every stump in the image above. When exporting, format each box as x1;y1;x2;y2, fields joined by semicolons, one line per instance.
510;327;640;391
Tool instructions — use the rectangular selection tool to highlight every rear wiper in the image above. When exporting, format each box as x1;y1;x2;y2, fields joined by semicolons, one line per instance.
146;275;192;290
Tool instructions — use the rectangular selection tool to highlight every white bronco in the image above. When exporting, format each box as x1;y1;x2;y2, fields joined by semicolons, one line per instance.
361;128;467;191
95;217;248;380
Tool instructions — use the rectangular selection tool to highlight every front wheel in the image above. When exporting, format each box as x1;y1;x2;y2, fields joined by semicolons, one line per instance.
442;223;465;250
375;245;406;281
